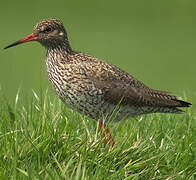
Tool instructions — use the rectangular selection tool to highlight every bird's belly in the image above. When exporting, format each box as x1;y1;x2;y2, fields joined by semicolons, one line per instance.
57;86;142;121
59;85;109;120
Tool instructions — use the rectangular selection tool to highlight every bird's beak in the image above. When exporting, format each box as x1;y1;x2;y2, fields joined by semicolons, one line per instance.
4;33;37;49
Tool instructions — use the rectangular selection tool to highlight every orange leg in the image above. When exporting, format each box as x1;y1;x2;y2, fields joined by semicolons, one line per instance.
99;122;115;147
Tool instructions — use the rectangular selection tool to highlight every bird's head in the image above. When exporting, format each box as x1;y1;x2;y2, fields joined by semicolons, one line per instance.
4;18;69;49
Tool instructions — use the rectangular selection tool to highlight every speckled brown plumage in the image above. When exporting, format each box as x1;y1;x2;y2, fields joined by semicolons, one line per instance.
4;18;191;122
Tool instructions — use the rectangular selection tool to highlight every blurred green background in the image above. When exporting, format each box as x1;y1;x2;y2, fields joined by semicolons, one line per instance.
0;0;195;107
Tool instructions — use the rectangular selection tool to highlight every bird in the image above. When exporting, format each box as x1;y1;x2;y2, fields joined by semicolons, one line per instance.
4;18;191;146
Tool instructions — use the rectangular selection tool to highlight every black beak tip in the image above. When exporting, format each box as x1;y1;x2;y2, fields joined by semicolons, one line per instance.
4;46;9;50
3;40;21;50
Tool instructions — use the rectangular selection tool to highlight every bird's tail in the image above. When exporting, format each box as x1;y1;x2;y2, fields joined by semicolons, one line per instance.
165;99;191;113
146;89;191;113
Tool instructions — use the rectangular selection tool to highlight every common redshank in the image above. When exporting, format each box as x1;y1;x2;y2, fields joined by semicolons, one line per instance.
4;18;191;146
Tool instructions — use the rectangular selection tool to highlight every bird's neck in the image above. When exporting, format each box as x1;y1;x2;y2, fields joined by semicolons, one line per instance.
45;41;76;70
46;39;72;52
46;38;74;58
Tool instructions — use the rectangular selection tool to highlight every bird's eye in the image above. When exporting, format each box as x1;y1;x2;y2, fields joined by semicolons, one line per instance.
43;27;52;33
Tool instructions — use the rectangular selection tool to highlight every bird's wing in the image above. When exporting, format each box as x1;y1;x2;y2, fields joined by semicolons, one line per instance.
90;73;186;107
91;77;148;106
76;54;190;108
83;58;183;107
81;59;153;106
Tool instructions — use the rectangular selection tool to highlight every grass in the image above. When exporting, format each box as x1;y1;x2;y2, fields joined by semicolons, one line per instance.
0;90;195;179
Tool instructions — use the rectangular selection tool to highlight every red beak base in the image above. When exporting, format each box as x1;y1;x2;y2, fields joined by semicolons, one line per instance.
4;33;37;49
